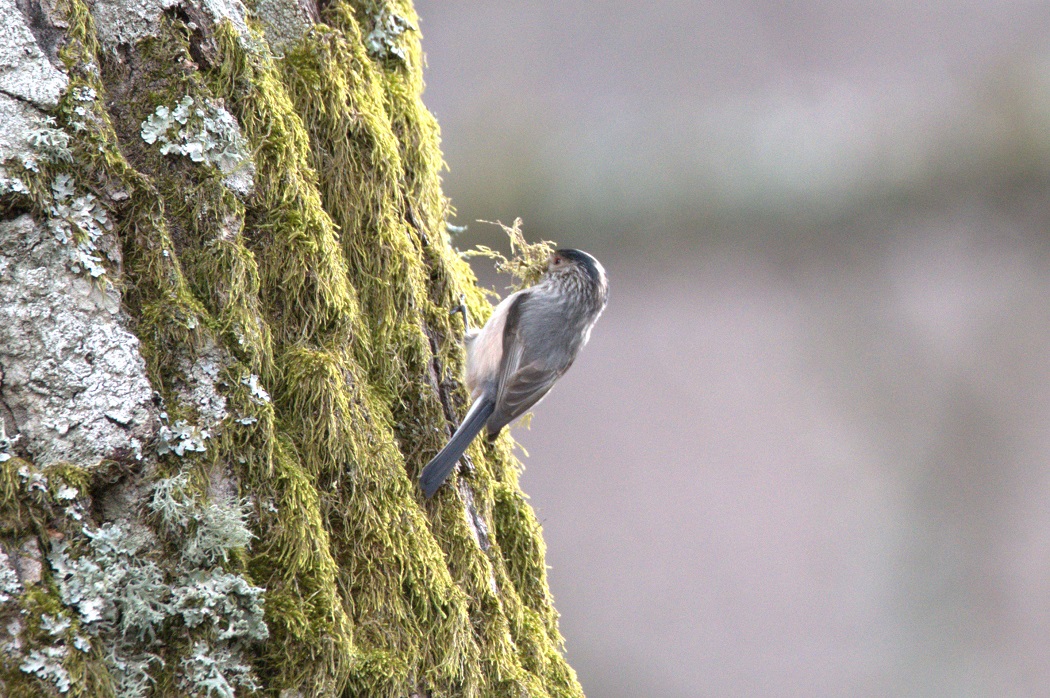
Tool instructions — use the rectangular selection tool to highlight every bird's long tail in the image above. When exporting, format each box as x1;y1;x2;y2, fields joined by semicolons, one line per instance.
420;397;495;498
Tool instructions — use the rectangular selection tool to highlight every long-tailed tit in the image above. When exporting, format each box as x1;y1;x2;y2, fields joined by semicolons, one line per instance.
420;249;609;497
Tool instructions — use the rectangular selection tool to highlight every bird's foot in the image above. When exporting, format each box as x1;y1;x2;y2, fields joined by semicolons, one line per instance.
450;294;470;333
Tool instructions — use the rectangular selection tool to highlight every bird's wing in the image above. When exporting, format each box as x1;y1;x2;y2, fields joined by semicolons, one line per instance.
489;363;565;435
488;293;568;435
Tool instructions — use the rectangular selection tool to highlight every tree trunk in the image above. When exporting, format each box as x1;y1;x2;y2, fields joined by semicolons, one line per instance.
0;0;584;695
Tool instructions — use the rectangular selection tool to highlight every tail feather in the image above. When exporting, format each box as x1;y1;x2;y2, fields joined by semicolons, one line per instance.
420;397;495;498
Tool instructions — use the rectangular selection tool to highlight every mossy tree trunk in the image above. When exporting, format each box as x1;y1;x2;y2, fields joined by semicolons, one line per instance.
0;0;584;695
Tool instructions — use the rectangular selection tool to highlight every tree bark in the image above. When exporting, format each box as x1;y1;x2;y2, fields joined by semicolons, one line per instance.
0;0;584;695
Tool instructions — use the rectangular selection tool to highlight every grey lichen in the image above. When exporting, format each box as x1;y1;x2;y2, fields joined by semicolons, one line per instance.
47;520;170;695
239;373;270;403
19;645;70;693
0;97;54;172
3;618;23;655
47;173;114;279
0;547;21;604
176;346;230;428
17;465;48;496
0;168;31;197
180;640;260;697
50;523;168;632
0;215;156;467
140;95;254;195
157;420;211;457
45;477;266;695
182;503;252;566
171;569;266;640
0;107;73;198
0;421;19;463
106;649;162;698
149;474;254;565
365;7;416;63
66;85;100;134
25;120;73;168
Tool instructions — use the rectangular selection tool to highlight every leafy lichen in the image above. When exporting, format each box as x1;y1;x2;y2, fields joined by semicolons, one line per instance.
156;421;211;457
46;485;267;695
140;95;254;195
363;6;416;64
19;645;71;693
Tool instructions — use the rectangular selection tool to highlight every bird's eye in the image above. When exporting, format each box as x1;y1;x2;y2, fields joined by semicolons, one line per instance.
553;257;562;266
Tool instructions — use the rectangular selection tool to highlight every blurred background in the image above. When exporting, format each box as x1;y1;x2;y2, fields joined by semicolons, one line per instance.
413;2;1050;696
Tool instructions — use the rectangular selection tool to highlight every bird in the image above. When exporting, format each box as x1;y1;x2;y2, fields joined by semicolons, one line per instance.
420;248;609;498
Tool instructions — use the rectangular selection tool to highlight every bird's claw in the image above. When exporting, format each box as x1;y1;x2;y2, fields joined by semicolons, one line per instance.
450;294;469;331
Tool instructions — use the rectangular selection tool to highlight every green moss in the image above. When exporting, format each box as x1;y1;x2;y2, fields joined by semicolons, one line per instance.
0;460;91;539
492;486;559;637
0;458;46;537
183;237;274;374
294;4;582;694
247;435;355;694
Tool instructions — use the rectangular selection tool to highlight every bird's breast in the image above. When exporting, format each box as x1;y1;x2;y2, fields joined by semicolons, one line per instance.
465;291;517;397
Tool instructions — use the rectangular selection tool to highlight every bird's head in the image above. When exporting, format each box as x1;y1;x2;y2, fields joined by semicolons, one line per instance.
546;248;608;303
